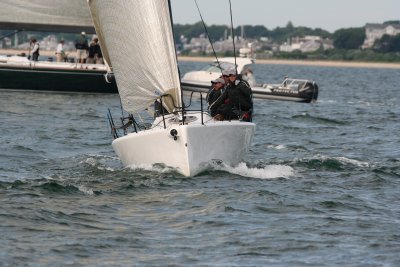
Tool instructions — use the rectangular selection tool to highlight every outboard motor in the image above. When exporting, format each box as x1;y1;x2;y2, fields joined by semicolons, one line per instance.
299;81;318;103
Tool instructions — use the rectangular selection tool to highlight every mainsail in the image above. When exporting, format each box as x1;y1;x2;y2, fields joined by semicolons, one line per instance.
0;0;94;33
87;0;182;114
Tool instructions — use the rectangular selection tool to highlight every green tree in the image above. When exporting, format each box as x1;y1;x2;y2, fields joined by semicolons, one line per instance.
234;25;270;39
333;27;365;49
286;21;294;30
270;25;331;43
374;34;400;52
383;20;400;25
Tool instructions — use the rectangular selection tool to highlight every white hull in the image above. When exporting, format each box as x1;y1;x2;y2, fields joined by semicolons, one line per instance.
181;81;312;102
112;112;255;176
181;56;318;103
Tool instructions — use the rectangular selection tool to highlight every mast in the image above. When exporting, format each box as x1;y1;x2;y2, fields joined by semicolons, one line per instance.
228;0;238;75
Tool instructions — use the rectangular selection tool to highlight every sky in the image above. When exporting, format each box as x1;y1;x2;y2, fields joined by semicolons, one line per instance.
171;0;400;33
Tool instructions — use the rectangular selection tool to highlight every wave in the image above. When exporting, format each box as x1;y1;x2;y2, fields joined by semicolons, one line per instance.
124;161;295;179
126;163;179;175
0;178;99;196
37;181;81;194
80;155;117;172
77;185;95;195
267;144;286;150
292;113;348;125
212;162;294;179
295;155;370;170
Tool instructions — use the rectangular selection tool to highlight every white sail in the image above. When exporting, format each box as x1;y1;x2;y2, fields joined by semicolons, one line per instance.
87;0;182;114
0;0;93;33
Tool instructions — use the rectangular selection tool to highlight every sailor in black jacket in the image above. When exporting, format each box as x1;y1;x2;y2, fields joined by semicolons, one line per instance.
214;69;253;121
207;77;226;117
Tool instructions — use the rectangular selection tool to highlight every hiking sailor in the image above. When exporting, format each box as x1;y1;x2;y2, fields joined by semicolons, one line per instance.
214;69;253;121
207;77;226;117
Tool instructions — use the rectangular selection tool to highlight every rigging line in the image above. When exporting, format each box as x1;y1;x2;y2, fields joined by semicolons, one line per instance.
194;0;223;77
228;0;238;75
168;0;185;125
119;97;125;126
119;98;124;116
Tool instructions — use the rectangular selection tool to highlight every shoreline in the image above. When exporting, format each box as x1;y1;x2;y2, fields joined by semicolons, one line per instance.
1;49;400;69
178;56;400;69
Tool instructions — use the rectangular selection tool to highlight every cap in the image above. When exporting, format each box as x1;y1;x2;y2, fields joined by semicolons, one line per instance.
222;68;237;76
211;77;225;84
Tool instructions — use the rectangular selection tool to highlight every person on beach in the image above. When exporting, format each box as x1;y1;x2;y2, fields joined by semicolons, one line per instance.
75;32;89;63
213;68;253;121
207;77;226;117
30;38;40;61
55;40;66;62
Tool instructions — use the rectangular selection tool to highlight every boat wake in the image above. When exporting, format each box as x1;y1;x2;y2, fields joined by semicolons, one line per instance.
211;162;294;179
126;163;178;174
81;156;116;171
122;161;294;179
80;155;295;179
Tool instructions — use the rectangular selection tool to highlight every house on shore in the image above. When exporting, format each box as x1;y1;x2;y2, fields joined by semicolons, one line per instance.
279;36;333;53
362;23;400;49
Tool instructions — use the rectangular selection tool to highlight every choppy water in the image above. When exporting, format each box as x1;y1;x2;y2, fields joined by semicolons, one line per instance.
0;62;399;266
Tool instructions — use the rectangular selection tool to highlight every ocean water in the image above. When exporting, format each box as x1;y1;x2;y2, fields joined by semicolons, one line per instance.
0;62;399;266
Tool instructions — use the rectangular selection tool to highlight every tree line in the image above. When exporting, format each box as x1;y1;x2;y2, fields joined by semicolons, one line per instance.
173;21;400;61
174;21;400;51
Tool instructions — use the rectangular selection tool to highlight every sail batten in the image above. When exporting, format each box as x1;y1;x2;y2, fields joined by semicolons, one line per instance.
88;0;182;114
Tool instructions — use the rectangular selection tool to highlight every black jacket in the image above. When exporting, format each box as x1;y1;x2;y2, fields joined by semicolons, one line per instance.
207;88;224;116
75;37;89;50
226;80;252;112
214;79;253;120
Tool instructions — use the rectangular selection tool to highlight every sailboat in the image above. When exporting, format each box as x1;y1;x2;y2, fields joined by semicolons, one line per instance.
87;0;255;177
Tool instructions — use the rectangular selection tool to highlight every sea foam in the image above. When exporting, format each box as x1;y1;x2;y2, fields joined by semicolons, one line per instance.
214;162;294;179
78;185;94;195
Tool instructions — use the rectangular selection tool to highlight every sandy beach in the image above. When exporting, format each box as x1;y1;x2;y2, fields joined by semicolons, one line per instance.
1;49;400;69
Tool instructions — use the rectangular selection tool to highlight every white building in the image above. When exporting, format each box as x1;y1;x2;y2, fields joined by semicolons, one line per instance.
183;34;209;53
210;37;251;54
362;23;400;49
279;36;333;53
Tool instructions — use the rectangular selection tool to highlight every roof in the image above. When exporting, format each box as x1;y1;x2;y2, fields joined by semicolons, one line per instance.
365;23;400;30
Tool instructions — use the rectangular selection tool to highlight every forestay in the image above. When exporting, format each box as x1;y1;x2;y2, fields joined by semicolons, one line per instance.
87;0;182;114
